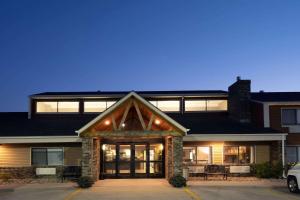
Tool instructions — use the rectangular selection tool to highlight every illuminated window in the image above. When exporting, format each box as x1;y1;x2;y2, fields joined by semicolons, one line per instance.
183;146;211;165
36;101;79;113
149;100;180;112
84;101;116;113
223;146;254;164
185;100;206;111
58;102;79;112
84;102;107;112
36;102;57;113
207;100;227;111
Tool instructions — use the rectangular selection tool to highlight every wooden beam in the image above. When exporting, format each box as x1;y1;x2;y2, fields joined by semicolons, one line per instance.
118;100;132;130
133;100;146;130
111;115;117;131
147;114;155;131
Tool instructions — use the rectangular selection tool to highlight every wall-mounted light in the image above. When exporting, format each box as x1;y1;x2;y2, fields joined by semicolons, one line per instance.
155;119;161;125
160;144;164;150
104;120;110;125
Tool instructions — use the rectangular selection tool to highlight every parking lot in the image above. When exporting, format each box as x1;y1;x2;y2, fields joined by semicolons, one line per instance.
1;179;300;200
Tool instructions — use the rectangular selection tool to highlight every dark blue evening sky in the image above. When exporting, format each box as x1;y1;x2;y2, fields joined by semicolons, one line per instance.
0;0;300;111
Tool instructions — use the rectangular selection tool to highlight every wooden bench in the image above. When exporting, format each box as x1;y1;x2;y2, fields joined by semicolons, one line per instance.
204;165;228;180
62;166;81;182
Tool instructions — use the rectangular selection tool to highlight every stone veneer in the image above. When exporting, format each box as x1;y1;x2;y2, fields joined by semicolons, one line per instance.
165;136;183;179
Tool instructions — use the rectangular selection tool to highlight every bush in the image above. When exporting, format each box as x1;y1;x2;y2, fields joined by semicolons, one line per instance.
169;175;187;188
254;162;283;178
77;176;94;188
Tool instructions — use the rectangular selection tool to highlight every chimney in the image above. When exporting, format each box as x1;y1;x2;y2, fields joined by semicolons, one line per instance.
228;76;251;123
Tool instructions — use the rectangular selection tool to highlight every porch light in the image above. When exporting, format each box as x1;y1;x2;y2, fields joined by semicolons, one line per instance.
155;119;161;125
159;144;164;150
104;120;110;125
121;123;125;128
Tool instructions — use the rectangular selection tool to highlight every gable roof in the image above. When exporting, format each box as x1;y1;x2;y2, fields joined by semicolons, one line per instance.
251;92;300;102
76;92;188;135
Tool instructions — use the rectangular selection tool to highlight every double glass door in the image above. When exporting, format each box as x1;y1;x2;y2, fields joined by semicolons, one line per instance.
102;143;164;178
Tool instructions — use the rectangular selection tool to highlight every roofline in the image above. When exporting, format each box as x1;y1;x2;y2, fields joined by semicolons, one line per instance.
76;92;188;135
0;136;81;144
251;99;300;105
184;133;287;142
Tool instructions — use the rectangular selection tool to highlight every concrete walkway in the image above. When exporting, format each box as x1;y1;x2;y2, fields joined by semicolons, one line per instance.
73;179;191;200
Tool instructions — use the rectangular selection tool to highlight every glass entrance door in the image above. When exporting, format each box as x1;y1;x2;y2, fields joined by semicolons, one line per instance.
101;143;164;179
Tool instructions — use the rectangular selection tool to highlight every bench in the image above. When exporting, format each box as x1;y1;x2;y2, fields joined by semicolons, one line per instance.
187;166;205;177
62;166;81;182
204;165;228;180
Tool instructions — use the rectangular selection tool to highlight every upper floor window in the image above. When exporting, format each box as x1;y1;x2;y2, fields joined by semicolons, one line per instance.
185;99;227;112
149;100;180;112
36;101;79;113
84;101;116;113
282;109;300;125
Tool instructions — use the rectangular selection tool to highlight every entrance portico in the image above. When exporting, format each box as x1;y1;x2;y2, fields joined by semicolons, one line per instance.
77;92;188;180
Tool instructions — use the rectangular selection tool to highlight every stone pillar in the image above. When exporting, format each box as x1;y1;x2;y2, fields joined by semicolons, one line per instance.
165;137;173;179
92;139;100;180
82;137;94;179
172;136;183;176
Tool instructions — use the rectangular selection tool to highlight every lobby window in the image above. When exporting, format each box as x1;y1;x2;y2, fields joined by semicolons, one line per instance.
84;101;116;113
183;146;211;165
184;99;227;112
282;109;300;125
149;100;180;112
36;101;79;113
223;146;253;164
31;148;63;166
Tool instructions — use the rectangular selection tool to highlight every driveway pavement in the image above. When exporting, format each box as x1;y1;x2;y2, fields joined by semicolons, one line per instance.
1;179;300;200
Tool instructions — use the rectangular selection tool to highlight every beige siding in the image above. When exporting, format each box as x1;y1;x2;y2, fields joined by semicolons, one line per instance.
255;145;270;164
212;144;223;164
64;147;82;166
0;145;31;167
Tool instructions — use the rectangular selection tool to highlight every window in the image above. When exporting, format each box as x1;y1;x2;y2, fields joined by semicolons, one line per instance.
58;102;79;113
36;101;79;113
223;146;253;164
36;102;57;113
282;109;300;125
185;100;206;111
84;101;116;113
184;99;227;112
149;100;180;112
183;146;211;165
32;148;63;166
207;100;227;111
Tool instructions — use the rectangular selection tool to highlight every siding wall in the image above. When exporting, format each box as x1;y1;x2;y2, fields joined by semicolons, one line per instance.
212;144;223;164
64;147;82;166
0;145;31;167
0;143;82;167
255;145;270;164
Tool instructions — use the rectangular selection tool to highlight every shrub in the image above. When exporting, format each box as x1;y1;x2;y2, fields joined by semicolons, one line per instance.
77;176;94;188
169;175;187;188
254;162;283;178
